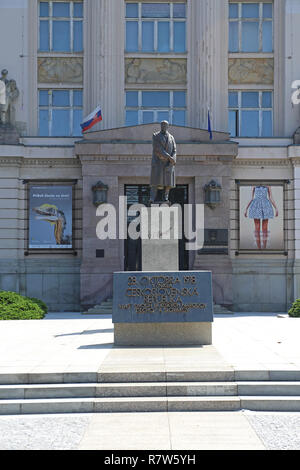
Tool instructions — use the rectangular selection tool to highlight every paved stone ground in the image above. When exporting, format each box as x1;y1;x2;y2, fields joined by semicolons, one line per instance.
0;312;299;450
0;411;299;450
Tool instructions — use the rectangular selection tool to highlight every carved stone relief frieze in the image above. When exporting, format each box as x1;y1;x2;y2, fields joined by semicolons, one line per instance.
125;58;187;85
38;57;83;84
228;58;274;85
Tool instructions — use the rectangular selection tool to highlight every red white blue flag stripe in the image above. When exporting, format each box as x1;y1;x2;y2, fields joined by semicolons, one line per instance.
80;105;102;133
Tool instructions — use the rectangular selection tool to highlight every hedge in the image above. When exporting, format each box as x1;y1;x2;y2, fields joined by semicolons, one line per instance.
288;298;300;318
0;291;47;320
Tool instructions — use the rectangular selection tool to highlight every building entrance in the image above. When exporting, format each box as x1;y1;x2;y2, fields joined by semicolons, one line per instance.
124;184;189;271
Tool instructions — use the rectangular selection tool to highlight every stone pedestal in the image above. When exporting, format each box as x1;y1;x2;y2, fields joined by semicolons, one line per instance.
112;205;213;346
0;124;20;144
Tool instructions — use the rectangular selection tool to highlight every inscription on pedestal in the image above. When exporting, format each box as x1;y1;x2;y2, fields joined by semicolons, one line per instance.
113;271;213;324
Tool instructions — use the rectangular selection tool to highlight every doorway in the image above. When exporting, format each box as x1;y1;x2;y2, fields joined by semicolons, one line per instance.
124;184;189;271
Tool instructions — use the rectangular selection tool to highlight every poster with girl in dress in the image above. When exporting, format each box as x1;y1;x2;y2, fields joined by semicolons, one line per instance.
239;184;284;250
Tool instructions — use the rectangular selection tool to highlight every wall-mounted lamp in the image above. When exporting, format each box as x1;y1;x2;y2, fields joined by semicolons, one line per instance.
204;180;222;209
92;180;108;206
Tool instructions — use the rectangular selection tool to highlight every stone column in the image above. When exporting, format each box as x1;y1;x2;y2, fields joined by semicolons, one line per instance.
187;0;228;132
292;151;300;300
84;0;125;130
284;0;300;137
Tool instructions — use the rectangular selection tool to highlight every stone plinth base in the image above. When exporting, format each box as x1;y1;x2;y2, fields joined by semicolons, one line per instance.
114;322;212;346
0;124;20;144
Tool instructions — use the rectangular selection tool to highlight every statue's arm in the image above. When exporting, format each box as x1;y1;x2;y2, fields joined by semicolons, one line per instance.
153;136;171;162
168;139;176;166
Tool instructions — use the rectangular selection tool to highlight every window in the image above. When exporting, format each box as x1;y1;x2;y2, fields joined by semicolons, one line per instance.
125;2;186;53
125;90;186;126
229;2;273;52
228;91;273;137
39;89;83;136
39;1;83;52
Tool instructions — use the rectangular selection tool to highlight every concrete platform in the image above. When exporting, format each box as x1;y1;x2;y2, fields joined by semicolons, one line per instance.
0;312;299;449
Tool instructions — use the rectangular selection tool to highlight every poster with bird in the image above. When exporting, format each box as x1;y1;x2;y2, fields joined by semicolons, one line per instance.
29;186;73;249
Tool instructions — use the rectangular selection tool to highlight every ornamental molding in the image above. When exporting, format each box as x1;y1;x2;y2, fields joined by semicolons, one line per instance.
0;157;81;167
233;159;292;167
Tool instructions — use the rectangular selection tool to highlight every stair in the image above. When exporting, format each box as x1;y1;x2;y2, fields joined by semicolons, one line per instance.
1;371;300;414
82;299;112;315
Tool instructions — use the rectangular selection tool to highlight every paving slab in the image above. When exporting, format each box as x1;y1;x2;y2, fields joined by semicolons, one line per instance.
78;411;265;450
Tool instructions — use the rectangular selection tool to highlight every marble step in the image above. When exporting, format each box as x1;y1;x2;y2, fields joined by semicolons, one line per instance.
1;381;300;400
1;395;300;414
1;370;300;385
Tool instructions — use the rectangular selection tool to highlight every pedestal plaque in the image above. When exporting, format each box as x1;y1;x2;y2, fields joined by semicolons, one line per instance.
113;204;213;346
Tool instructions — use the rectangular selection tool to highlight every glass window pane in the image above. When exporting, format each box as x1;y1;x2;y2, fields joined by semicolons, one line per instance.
241;110;259;136
173;4;186;18
173;91;186;107
73;109;83;136
229;22;239;52
53;21;70;51
263;3;273;18
262;110;272;136
142;3;170;18
229;92;238;108
126;3;138;18
242;21;259;52
229;110;237;137
73;90;83;107
73;20;83;52
52;109;70;136
126;21;138;52
142;91;169;107
40;2;49;17
173;110;185;126
262;21;272;52
242;3;259;18
39;90;49;106
229;4;238;18
262;92;272;108
126;91;139;107
53;2;70;17
157;22;170;52
52;90;70;107
157;111;170;122
242;92;259;108
39;20;49;51
39;110;49;136
173;22;186;52
143;111;154;123
142;21;154;52
74;2;83;18
126;110;139;126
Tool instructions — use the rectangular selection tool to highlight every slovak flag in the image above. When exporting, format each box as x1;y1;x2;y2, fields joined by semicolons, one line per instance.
80;105;102;133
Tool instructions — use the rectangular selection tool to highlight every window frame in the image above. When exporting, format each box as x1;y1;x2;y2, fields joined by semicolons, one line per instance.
38;88;83;137
228;90;273;137
38;1;83;53
229;2;273;53
125;90;187;126
125;2;186;53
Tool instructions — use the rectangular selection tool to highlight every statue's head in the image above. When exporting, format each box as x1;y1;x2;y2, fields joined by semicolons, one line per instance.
160;120;169;134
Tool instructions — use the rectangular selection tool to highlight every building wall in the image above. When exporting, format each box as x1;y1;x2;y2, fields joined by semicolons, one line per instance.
1;1;300;312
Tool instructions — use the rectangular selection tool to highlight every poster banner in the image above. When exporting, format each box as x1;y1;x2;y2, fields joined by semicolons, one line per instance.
239;184;284;251
29;186;73;249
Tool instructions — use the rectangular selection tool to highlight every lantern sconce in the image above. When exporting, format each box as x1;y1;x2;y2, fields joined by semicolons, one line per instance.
204;180;222;209
92;180;108;206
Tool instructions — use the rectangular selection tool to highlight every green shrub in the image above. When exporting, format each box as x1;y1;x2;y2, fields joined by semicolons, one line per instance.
0;291;46;320
27;297;48;314
288;299;300;318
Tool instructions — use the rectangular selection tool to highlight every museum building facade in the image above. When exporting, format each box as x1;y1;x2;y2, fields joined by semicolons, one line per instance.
0;0;300;312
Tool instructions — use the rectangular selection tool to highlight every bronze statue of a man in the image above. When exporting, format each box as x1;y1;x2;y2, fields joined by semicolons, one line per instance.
150;121;176;204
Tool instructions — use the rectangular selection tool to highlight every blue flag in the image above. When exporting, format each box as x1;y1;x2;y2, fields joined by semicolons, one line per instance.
208;109;213;140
